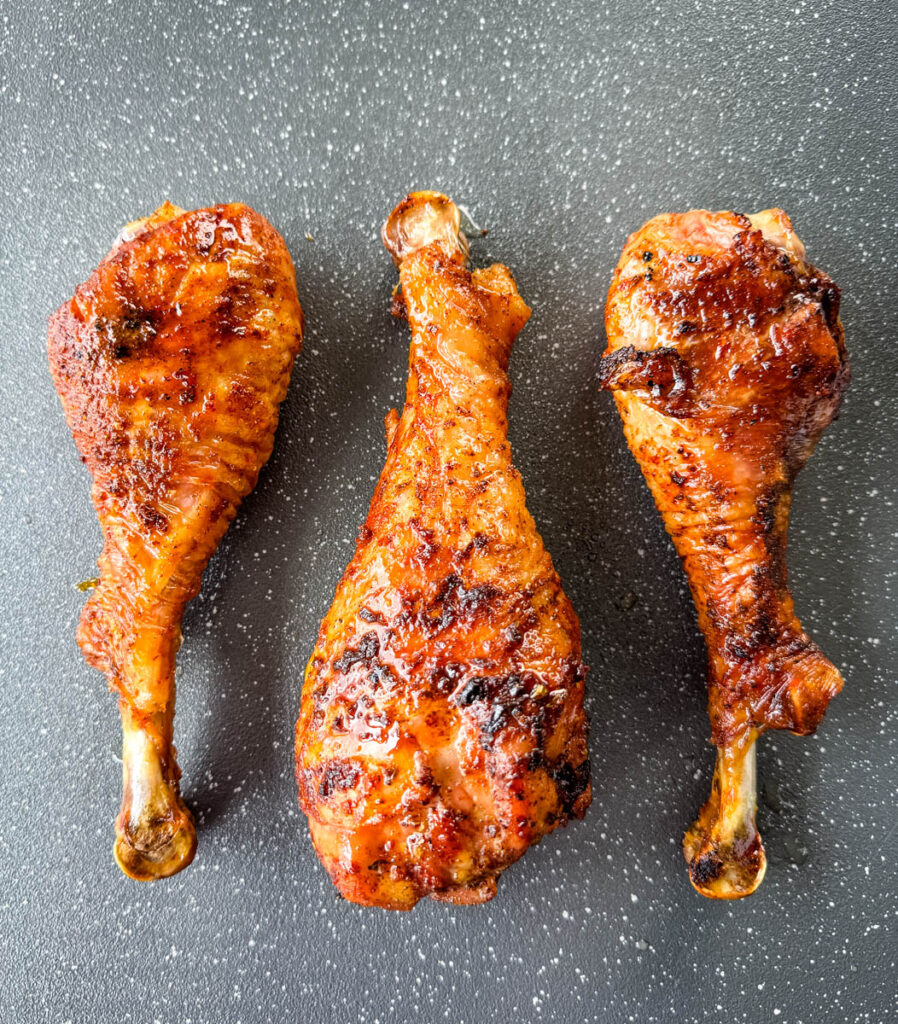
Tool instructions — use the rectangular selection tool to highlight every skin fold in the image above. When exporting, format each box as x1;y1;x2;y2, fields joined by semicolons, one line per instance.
48;202;304;879
295;191;591;910
600;208;849;898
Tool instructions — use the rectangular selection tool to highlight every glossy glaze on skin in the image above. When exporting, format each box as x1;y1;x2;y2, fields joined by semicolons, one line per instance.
600;209;849;898
48;202;304;879
295;192;591;910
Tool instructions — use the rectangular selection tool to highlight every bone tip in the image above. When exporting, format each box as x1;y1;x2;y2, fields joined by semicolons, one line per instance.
684;827;768;899
683;736;768;898
114;801;197;881
382;190;469;266
114;201;186;248
747;207;806;263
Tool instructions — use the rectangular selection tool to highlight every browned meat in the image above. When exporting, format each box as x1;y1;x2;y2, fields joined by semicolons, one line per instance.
48;202;304;879
601;208;848;897
295;191;590;909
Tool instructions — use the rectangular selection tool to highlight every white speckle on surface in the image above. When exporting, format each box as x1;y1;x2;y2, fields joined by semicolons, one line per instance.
0;1;896;1023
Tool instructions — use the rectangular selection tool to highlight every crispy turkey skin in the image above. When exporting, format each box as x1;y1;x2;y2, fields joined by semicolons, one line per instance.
600;208;849;897
48;202;304;879
295;192;591;910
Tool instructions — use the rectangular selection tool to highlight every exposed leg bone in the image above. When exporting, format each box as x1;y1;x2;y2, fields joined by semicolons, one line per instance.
683;731;766;899
114;702;196;881
382;189;469;265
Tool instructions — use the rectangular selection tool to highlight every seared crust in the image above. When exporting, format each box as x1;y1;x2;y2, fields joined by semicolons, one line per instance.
601;209;848;745
296;193;590;910
49;201;304;730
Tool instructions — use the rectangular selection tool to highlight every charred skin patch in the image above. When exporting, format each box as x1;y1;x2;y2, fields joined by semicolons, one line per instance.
329;630;397;696
172;367;197;406
450;665;582;752
424;573;501;633
598;344;695;416
550;757;592;818
136;503;169;533
333;631;381;672
317;759;362;800
96;306;159;360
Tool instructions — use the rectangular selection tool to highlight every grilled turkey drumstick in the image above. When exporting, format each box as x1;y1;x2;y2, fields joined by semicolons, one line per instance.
600;209;849;897
49;202;304;879
295;191;590;909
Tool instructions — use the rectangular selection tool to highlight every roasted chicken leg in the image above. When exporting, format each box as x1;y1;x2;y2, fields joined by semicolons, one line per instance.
295;191;590;909
600;209;849;897
48;202;304;879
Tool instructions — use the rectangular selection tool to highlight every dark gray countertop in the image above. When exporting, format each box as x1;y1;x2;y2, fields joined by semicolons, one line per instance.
2;2;896;1021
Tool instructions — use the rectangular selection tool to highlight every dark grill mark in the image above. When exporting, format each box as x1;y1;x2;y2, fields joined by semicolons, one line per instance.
97;307;159;360
333;631;380;673
318;760;361;799
453;676;490;708
551;758;592;816
423;573;501;633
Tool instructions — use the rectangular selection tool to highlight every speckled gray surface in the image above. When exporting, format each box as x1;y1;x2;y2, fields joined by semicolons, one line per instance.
1;1;896;1021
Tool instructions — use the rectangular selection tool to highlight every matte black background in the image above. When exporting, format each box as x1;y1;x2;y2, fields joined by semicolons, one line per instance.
1;2;896;1022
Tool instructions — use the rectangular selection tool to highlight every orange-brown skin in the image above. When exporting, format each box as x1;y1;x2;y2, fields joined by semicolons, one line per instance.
48;202;304;879
295;192;590;910
600;208;849;897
